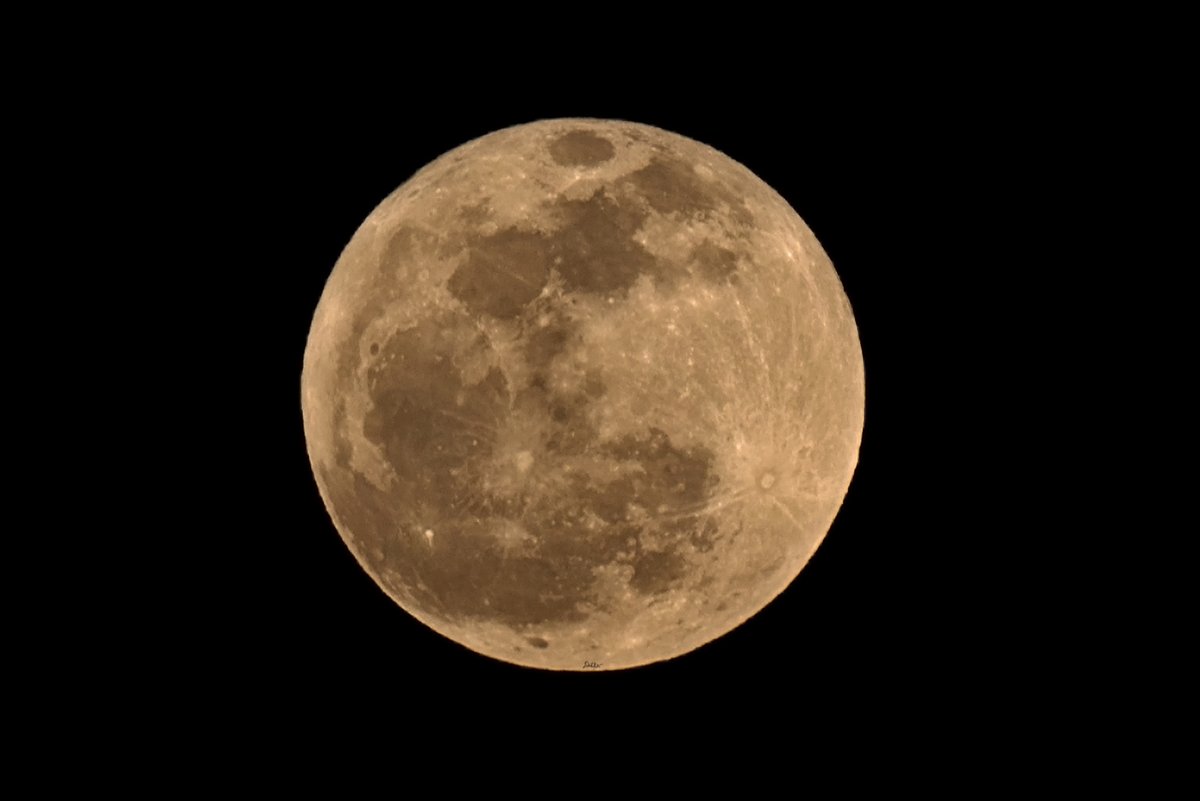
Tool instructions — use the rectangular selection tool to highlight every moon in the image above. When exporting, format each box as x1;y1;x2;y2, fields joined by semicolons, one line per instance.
301;119;864;670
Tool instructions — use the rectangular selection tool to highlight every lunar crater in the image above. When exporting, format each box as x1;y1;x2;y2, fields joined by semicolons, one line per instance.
548;130;616;167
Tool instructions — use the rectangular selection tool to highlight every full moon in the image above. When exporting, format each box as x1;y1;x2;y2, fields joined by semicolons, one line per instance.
301;119;864;670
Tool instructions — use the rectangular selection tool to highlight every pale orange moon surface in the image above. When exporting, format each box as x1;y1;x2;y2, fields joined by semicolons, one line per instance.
301;119;864;670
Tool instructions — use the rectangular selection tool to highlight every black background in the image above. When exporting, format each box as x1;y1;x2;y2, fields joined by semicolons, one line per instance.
180;77;1013;731
37;24;1162;768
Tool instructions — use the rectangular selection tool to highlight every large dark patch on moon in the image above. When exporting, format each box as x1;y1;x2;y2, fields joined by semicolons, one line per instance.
625;156;754;225
446;152;753;315
447;187;665;312
447;228;552;318
363;313;508;506
548;130;616;167
344;303;722;631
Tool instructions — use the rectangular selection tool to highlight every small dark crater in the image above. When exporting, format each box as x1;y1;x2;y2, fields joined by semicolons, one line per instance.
524;314;578;371
583;369;606;398
459;199;492;225
548;130;616;167
691;241;739;283
369;342;380;355
527;636;550;649
758;556;785;580
629;548;687;595
715;602;728;612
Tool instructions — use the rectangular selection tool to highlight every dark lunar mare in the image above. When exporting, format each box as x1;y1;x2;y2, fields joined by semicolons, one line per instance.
446;150;751;318
341;308;723;633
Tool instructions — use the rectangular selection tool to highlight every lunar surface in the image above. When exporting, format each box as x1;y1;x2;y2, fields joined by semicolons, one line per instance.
301;119;864;670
